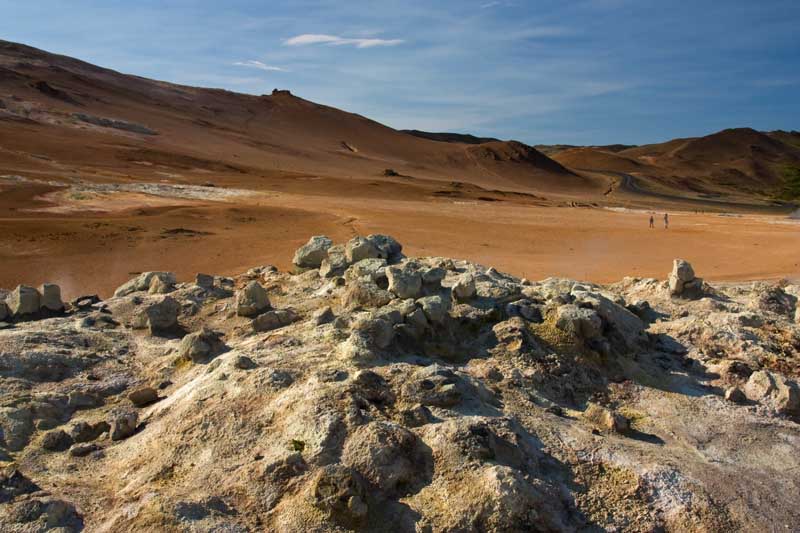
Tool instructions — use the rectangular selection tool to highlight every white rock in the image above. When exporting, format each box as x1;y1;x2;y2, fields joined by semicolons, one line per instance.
236;281;271;317
293;235;333;268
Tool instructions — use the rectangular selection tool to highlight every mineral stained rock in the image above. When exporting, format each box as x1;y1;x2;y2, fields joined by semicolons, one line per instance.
1;237;799;532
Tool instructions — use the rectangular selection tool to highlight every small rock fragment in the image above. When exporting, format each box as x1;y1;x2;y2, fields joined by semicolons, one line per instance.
67;391;103;410
452;275;476;301
233;355;257;370
69;443;100;457
110;411;139;441
69;421;110;443
236;281;271;317
128;387;159;407
582;403;628;434
148;275;174;294
309;464;369;527
313;306;335;325
196;273;215;289
724;386;747;404
252;308;299;332
41;429;73;452
177;327;224;363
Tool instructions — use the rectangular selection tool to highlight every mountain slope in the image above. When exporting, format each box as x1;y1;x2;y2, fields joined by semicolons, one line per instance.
618;128;800;196
0;39;592;195
401;129;501;145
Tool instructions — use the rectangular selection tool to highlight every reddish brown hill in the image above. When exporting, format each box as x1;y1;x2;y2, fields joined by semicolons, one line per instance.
552;147;654;174
618;128;800;195
0;39;591;195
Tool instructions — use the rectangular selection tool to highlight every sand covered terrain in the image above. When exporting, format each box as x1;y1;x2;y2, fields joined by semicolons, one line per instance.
1;172;798;300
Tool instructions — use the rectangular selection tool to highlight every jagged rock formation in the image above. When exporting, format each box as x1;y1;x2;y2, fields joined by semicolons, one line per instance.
1;236;800;531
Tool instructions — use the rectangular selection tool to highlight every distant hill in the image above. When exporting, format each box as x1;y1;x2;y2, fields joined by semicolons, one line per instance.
0;38;796;203
618;128;800;197
544;128;800;200
401;129;501;145
0;39;592;195
552;147;653;174
535;144;636;156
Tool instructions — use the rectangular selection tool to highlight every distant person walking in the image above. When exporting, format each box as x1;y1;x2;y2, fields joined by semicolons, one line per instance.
664;213;669;229
649;215;654;228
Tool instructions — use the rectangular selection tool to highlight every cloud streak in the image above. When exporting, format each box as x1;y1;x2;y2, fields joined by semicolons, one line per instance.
284;33;404;48
233;60;286;72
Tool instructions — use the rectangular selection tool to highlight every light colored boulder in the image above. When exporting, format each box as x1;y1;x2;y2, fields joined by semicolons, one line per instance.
366;234;403;261
236;281;271;317
114;272;176;297
668;259;703;298
320;244;348;278
422;267;446;285
8;285;40;316
135;296;180;334
673;259;695;282
40;283;64;312
345;236;381;263
572;290;646;352
555;304;603;340
177;328;223;362
344;258;387;282
386;265;422;299
293;235;333;268
744;370;800;414
417;295;449;324
341;280;393;310
148;275;174;294
452;274;476;301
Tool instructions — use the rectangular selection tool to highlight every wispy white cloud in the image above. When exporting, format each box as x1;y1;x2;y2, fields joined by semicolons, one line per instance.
284;33;404;48
481;0;517;9
750;78;800;88
233;60;287;72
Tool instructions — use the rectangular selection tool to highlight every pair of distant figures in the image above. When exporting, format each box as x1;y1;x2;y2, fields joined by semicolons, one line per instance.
650;213;668;229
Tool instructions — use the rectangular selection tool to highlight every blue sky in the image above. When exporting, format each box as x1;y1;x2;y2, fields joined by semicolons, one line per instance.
2;0;799;145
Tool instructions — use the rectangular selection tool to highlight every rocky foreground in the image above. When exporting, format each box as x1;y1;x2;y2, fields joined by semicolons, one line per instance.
1;234;799;532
